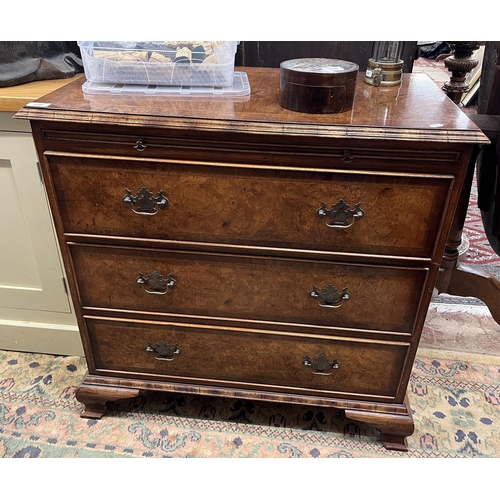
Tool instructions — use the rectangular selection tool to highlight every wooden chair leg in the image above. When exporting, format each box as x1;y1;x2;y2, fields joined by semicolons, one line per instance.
446;261;500;324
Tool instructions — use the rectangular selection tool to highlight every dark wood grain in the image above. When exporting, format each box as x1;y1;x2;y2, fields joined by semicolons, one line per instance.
49;153;453;258
70;243;428;334
85;316;409;399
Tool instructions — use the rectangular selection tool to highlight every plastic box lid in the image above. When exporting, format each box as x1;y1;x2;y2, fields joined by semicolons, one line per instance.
81;71;251;97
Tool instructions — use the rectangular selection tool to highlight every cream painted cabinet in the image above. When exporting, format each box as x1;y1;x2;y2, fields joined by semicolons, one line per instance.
0;112;82;355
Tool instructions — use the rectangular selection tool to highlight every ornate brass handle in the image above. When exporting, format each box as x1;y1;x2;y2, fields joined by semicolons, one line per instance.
303;354;340;376
146;340;181;361
137;270;177;295
123;186;169;216
316;199;364;229
310;284;351;308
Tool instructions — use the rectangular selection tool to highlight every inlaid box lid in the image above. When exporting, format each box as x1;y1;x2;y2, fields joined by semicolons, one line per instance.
280;58;359;84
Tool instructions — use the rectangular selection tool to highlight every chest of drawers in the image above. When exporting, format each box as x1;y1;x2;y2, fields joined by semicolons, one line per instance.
16;67;487;451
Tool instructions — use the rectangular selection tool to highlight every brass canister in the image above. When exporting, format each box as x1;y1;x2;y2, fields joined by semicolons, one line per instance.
364;58;404;87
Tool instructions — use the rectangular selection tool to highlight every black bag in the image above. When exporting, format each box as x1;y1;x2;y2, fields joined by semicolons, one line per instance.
0;41;83;87
419;42;451;60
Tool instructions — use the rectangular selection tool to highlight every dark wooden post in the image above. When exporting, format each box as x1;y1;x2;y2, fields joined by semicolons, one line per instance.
442;41;485;105
437;41;500;325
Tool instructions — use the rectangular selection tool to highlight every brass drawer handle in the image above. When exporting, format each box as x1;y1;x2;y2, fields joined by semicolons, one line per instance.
123;186;169;216
134;138;147;152
303;354;340;376
146;340;181;361
316;199;364;229
137;270;177;295
310;284;351;308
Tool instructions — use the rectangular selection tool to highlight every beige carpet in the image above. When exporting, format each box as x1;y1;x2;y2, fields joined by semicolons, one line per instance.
423;303;500;357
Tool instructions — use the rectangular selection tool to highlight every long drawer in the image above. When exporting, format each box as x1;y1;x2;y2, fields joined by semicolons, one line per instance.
85;316;409;400
40;126;464;170
48;153;453;258
70;243;428;334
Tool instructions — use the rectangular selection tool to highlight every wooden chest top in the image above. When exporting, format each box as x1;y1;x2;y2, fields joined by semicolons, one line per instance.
15;67;487;144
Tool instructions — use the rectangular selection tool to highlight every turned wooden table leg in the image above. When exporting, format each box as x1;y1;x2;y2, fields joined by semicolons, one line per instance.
345;396;415;452
75;383;140;419
443;146;478;273
442;42;484;105
435;41;500;324
436;141;500;324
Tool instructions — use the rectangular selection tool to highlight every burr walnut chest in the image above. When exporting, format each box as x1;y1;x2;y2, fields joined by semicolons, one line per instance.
16;67;487;451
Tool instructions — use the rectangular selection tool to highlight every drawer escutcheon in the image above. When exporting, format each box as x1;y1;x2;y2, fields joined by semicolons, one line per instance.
341;149;353;163
133;138;147;152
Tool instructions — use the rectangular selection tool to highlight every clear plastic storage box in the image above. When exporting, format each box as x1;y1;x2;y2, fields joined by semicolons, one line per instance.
77;41;239;87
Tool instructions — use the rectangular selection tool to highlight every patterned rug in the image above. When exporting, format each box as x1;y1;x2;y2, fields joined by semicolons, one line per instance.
1;313;500;458
463;174;500;269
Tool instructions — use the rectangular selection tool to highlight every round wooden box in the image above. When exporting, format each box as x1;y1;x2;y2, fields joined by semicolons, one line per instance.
279;58;359;114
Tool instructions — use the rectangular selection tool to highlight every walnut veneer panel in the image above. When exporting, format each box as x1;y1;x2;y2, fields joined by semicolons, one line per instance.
71;243;427;334
49;154;452;258
85;317;409;399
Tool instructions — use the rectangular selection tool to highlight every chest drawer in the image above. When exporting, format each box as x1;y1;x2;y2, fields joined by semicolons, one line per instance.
85;316;409;400
48;153;453;258
40;126;464;171
71;243;428;334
